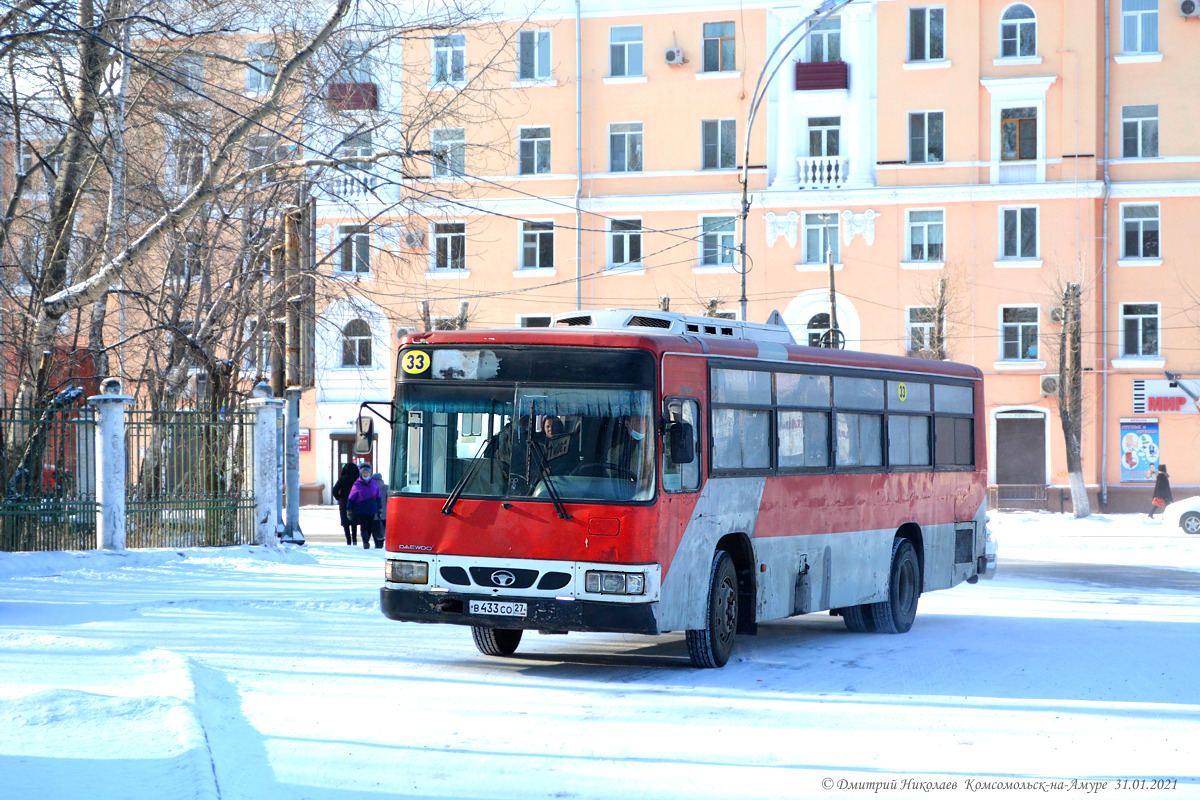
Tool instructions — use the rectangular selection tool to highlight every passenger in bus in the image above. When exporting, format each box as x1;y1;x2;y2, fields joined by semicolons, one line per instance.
348;463;383;548
331;462;361;545
541;415;565;439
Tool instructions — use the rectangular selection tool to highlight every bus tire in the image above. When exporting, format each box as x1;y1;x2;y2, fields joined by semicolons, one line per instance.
841;603;876;633
870;538;920;634
686;551;738;668
472;626;523;656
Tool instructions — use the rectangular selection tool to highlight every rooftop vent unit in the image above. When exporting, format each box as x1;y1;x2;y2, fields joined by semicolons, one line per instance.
550;308;795;345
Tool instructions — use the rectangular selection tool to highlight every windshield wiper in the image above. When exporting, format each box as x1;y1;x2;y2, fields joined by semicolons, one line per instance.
528;436;571;520
441;437;492;516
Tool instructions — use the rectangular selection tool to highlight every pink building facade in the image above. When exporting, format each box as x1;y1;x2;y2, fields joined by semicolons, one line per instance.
303;1;1200;511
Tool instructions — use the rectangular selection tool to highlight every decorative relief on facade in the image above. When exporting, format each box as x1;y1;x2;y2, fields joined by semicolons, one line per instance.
841;209;878;245
764;211;799;248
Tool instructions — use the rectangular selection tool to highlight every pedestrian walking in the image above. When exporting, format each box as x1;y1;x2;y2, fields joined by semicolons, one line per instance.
348;463;382;548
1149;464;1173;519
372;472;388;549
331;461;360;545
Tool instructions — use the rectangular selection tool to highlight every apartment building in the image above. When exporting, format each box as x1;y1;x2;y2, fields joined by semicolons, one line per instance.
305;0;1200;510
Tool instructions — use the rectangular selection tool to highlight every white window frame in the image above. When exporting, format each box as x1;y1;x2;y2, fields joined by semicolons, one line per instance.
807;116;841;158
1121;0;1158;56
805;17;841;63
518;30;551;81
699;216;736;268
999;4;1036;59
168;232;203;282
608;122;643;173
338;41;373;83
432;128;465;178
701;119;736;170
433;34;466;84
1000;305;1040;361
608;219;642;270
341;318;373;368
908;111;944;164
906;306;937;354
906;209;945;264
432;222;466;271
243;318;273;373
170;136;206;187
173;54;204;94
908;7;945;63
246;136;283;186
802;212;840;265
335;225;370;275
1121;203;1160;260
999;206;1039;261
1120;302;1159;357
245;42;277;93
520;221;554;271
518;126;551;175
702;21;736;73
609;26;643;78
1121;105;1158;159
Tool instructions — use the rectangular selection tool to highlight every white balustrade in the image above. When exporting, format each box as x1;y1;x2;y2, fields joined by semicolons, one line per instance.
797;156;850;189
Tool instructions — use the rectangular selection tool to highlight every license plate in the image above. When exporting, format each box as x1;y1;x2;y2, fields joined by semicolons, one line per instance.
469;600;527;617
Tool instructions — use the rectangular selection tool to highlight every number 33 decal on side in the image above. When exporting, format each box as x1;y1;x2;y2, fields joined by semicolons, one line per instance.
402;351;429;374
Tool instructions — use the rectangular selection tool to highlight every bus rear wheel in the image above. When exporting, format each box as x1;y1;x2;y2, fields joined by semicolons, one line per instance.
686;551;738;668
841;604;877;632
472;626;523;656
870;538;920;634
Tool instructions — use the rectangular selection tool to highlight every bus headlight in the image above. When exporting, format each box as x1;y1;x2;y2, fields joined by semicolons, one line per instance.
584;570;646;595
386;560;429;584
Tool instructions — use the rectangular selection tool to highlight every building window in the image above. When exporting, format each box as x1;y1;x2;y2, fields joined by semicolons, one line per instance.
1001;306;1039;360
338;132;372;172
1122;105;1158;158
1121;0;1158;55
609;26;643;77
701;119;736;169
518;126;551;175
803;213;839;264
433;34;465;83
806;313;832;347
168;233;203;280
908;7;945;62
246;136;284;186
521;222;553;270
609;219;642;267
433;223;466;270
1001;107;1037;161
243;319;272;373
1121;303;1159;357
1001;207;1038;259
341;319;373;367
700;217;736;266
173;54;204;93
908;111;943;163
432;128;465;178
1122;205;1159;259
808;117;841;157
703;22;736;72
907;307;937;353
907;209;944;262
807;17;841;63
518;30;551;80
337;41;372;83
1000;4;1036;58
245;42;277;93
170;137;205;186
609;123;643;172
336;225;370;274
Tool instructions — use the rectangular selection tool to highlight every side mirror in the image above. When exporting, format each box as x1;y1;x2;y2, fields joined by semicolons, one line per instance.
354;415;374;455
667;421;695;465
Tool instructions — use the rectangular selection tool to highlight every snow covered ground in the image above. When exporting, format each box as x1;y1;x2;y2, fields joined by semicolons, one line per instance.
2;510;1199;800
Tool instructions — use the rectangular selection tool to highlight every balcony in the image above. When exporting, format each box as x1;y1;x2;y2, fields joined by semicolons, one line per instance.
797;156;849;189
794;61;849;92
327;82;378;111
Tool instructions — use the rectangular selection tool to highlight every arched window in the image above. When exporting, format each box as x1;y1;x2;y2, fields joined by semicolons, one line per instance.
1000;4;1036;58
341;318;372;367
806;313;831;348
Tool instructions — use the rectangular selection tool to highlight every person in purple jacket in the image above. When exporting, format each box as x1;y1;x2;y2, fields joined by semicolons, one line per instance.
347;463;382;548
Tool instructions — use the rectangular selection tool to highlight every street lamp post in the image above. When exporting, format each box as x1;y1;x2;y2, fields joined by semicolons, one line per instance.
738;0;853;322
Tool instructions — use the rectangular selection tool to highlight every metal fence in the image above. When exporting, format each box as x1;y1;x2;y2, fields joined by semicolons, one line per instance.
0;403;99;552
125;406;257;548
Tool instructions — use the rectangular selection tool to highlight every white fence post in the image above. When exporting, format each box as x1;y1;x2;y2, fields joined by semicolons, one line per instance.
247;383;284;546
88;378;134;551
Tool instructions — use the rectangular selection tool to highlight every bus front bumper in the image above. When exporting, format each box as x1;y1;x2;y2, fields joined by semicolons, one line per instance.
380;587;660;634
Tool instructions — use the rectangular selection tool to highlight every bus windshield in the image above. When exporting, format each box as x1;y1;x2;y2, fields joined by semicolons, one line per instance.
393;383;655;503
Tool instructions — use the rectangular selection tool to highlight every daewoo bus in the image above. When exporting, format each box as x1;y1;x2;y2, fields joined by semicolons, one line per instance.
374;309;994;667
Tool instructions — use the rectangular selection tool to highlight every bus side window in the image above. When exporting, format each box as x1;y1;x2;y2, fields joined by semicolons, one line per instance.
663;399;701;492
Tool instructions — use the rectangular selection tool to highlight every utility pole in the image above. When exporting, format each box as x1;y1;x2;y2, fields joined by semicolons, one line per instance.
822;214;844;349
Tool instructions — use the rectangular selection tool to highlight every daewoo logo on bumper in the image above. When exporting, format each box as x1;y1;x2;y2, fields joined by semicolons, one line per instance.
396;544;433;551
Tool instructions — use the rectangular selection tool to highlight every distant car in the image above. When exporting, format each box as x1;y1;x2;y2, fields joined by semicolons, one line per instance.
1162;496;1200;534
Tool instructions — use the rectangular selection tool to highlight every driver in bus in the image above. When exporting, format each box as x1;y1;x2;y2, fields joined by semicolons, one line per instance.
607;414;652;480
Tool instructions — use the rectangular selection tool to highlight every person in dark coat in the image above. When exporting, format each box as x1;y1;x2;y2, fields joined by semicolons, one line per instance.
347;463;383;548
1149;464;1173;519
371;472;388;549
331;462;361;545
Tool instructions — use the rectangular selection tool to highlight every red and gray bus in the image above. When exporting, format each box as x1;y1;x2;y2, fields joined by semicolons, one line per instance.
375;309;994;667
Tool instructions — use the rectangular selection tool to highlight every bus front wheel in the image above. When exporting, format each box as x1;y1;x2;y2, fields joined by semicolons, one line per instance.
870;538;920;634
472;626;523;656
686;551;738;668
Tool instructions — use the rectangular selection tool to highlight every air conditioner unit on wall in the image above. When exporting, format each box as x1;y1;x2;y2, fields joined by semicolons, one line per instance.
1050;305;1066;323
1182;0;1200;17
665;48;684;65
403;230;425;248
1040;375;1061;397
